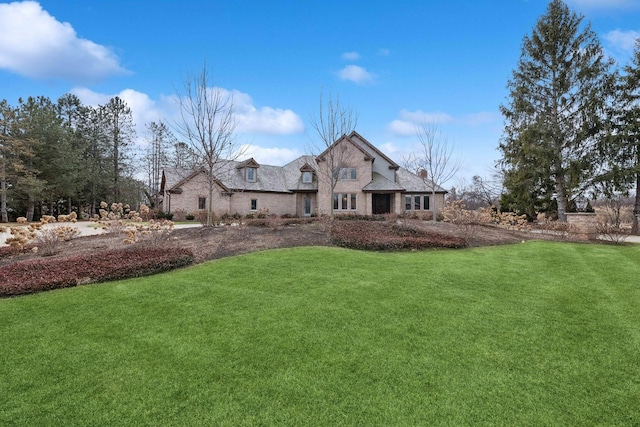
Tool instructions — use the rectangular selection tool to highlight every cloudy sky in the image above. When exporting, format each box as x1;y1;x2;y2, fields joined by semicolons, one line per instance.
1;0;639;184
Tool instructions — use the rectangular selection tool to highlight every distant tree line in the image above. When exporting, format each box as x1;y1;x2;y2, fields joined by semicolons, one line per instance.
499;0;640;233
0;94;196;222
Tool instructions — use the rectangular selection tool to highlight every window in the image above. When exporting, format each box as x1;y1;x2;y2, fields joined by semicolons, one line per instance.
246;167;256;182
250;199;257;211
339;167;357;180
404;194;430;211
304;197;312;216
302;171;312;183
333;193;358;211
198;197;206;210
334;167;357;180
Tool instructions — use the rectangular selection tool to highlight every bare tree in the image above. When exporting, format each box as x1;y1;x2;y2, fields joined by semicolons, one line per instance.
310;92;358;219
403;121;462;223
457;172;503;210
173;63;240;226
143;121;175;208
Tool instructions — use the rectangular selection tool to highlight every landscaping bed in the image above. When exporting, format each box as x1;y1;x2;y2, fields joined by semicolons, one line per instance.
0;218;557;297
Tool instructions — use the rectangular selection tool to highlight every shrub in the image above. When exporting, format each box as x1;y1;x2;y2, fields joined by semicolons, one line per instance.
0;247;194;297
596;223;630;244
123;219;175;246
185;214;195;221
156;211;174;221
334;213;387;221
33;225;80;256
330;220;467;251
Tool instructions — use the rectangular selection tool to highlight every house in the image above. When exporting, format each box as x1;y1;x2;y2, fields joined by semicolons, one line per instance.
160;131;447;218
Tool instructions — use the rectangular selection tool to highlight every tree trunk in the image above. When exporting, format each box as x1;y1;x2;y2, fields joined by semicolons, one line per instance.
633;173;640;235
26;196;35;222
0;177;7;223
431;190;437;223
555;179;568;222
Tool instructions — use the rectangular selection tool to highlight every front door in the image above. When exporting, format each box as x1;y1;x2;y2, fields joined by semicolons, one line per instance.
372;194;391;214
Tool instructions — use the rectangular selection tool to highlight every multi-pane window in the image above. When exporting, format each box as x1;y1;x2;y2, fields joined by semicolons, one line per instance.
250;199;257;210
333;167;357;180
198;197;206;210
333;193;357;211
404;194;431;211
246;167;256;182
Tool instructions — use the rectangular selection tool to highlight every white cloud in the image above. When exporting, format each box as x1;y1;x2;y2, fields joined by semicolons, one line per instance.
0;1;127;82
239;144;303;166
232;91;305;134
388;110;454;136
71;87;166;143
342;51;361;61
337;65;375;85
603;29;640;55
72;86;305;147
380;141;401;155
388;109;500;137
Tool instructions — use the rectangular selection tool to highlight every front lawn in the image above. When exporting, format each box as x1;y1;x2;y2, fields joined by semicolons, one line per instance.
1;242;639;425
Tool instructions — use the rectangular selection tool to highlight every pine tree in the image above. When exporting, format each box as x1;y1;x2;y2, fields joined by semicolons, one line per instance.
498;0;614;220
603;39;640;233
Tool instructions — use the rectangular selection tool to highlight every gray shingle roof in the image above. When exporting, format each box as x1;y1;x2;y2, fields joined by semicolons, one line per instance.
396;168;447;193
362;172;405;192
162;157;320;194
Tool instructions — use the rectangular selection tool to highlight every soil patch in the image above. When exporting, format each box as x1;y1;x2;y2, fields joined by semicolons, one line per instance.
1;220;561;269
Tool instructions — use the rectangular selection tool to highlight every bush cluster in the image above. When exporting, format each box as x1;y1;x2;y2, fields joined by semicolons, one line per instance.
246;216;316;228
330;220;467;251
0;247;194;297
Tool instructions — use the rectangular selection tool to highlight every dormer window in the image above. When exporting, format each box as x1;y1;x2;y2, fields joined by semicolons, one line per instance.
302;171;312;183
299;162;315;185
246;167;256;182
237;158;260;183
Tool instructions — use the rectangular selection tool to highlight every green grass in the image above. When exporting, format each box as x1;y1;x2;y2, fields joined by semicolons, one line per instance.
1;241;639;426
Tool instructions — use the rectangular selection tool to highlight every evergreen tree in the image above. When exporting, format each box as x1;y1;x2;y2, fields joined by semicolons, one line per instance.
0;100;19;222
498;0;614;220
602;39;640;233
143;121;175;208
101;96;136;202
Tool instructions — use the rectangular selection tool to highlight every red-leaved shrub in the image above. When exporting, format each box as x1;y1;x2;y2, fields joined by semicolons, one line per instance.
330;220;467;251
0;247;194;297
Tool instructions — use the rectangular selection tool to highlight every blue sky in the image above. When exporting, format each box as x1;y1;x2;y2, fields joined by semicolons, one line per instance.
1;0;639;185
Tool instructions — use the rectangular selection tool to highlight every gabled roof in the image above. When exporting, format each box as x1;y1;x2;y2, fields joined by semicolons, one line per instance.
347;131;400;170
362;172;405;192
315;132;370;162
162;156;319;195
236;158;260;169
283;155;318;192
315;131;400;171
396;168;448;193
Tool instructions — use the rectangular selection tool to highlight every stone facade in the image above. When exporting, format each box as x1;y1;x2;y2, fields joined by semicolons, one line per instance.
160;131;447;218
